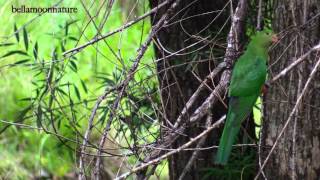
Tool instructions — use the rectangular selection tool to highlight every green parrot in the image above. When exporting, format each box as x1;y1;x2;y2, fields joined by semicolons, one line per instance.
215;31;276;165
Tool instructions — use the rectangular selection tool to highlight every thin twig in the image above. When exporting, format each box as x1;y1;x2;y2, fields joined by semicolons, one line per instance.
258;106;267;180
270;42;320;83
62;0;169;57
178;113;213;180
78;87;115;180
115;115;226;180
256;0;263;30
92;1;185;179
132;0;248;177
188;0;248;124
173;62;226;128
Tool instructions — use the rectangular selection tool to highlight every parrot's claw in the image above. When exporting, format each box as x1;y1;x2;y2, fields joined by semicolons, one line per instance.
261;83;270;94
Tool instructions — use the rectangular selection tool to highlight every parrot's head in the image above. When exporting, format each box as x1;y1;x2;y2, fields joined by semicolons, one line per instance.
252;31;278;49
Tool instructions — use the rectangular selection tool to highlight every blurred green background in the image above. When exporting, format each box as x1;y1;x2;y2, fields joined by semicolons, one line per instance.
0;0;158;179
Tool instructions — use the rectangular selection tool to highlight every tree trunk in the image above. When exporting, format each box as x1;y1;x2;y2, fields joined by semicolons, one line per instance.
261;0;320;179
149;1;253;179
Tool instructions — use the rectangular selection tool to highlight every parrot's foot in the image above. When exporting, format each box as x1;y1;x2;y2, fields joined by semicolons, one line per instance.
261;83;270;94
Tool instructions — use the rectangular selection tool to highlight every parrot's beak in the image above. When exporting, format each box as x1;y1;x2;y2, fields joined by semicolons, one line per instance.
271;35;278;43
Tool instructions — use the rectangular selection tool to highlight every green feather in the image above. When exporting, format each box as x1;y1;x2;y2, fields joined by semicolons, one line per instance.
215;31;273;165
216;95;259;164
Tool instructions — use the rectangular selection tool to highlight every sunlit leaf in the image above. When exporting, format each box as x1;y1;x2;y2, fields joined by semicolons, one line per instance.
23;27;29;51
11;59;30;67
19;97;36;101
99;108;109;125
57;116;62;129
95;76;114;85
68;36;78;41
65;22;69;36
64;20;78;36
33;42;38;60
69;60;77;72
14;23;19;42
0;43;15;47
61;42;66;52
0;105;32;134
56;87;68;96
1;50;29;59
80;79;88;93
74;85;81;100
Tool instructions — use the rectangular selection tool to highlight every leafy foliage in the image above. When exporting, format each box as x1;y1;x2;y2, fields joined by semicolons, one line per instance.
0;0;158;178
203;149;256;180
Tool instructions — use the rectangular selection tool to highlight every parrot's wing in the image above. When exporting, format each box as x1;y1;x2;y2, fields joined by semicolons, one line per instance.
229;56;267;97
227;95;259;126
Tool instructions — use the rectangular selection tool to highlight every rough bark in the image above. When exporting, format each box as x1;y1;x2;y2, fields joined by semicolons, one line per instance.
261;0;320;179
149;0;254;179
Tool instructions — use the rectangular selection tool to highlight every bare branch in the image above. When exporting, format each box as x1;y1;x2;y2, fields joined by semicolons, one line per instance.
256;0;263;30
174;62;226;128
187;0;248;125
131;0;248;177
63;1;169;57
178;113;213;180
92;0;187;179
115;115;226;180
270;42;320;83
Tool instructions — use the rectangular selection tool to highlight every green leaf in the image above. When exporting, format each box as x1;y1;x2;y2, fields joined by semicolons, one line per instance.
57;116;62;129
23;27;29;51
1;50;29;59
65;22;69;36
61;41;66;52
64;20;78;36
96;76;114;85
56;87;68;96
19;97;36;101
0;105;32;134
14;23;19;42
83;99;88;107
33;42;38;60
36;105;43;128
0;43;15;47
80;79;88;93
11;59;30;66
99;108;108;124
74;85;81;100
68;36;78;41
69;60;77;72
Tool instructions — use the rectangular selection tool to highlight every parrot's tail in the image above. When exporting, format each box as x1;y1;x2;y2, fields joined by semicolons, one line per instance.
215;113;240;165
